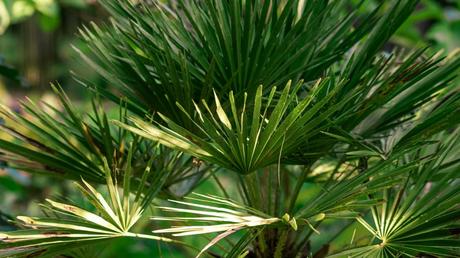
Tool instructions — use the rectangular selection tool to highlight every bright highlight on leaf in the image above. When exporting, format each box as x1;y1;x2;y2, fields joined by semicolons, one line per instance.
152;193;290;236
151;193;300;257
0;153;176;258
119;79;350;175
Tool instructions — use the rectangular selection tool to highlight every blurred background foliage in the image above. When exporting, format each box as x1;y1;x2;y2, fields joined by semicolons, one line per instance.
0;0;459;256
349;0;460;50
0;0;105;96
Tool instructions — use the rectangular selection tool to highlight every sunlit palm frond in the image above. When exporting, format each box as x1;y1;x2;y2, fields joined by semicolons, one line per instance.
116;79;356;175
152;193;298;257
0;149;177;258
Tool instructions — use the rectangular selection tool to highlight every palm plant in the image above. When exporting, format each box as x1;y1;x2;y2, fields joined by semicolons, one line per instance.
1;0;460;257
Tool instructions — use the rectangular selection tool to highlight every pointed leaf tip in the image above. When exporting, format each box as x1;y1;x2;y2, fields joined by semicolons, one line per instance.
213;90;232;129
17;216;35;224
0;233;7;240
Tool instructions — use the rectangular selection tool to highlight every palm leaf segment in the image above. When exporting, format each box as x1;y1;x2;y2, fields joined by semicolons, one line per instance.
0;151;176;258
117;79;354;174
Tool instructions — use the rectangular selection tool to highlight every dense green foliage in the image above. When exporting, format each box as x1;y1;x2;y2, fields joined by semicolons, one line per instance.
0;0;459;257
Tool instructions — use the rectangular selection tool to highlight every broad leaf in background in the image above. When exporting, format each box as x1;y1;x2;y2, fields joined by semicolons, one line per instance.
0;1;9;34
0;0;60;33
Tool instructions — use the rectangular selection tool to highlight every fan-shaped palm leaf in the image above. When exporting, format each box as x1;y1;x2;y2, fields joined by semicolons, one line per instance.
0;148;178;257
152;193;298;257
329;133;460;257
116;79;357;174
77;0;398;125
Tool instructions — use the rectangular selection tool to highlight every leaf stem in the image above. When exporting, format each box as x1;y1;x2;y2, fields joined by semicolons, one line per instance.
287;166;310;213
124;232;202;253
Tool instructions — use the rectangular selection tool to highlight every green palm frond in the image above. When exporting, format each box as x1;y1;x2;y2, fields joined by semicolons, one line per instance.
113;37;460;175
295;148;422;219
0;85;127;182
329;133;460;258
0;85;209;194
1;0;460;257
288;49;460;164
76;0;409;125
0;150;177;258
116;79;355;174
